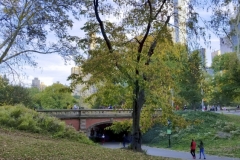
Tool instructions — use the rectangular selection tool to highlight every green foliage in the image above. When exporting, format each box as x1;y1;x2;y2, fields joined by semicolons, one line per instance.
0;0;80;72
0;105;93;144
69;0;203;151
33;83;77;109
178;51;204;109
142;111;240;157
211;52;240;105
106;120;132;134
0;79;34;107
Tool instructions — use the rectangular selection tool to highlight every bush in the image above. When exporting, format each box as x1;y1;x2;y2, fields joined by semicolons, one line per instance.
222;122;237;133
0;105;94;145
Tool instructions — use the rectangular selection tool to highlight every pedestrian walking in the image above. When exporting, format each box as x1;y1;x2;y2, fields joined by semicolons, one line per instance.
123;134;127;148
198;140;206;159
190;139;197;159
101;134;105;145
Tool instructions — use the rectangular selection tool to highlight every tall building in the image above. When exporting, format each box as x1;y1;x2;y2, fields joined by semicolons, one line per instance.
192;48;206;68
220;10;240;53
198;48;206;68
173;0;189;44
89;33;96;50
3;74;9;84
31;77;40;89
71;67;81;75
70;67;97;107
230;23;240;51
211;50;221;62
230;9;240;51
39;82;47;91
220;37;233;54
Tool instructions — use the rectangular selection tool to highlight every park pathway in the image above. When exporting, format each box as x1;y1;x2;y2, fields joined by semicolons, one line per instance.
102;142;240;160
215;110;240;116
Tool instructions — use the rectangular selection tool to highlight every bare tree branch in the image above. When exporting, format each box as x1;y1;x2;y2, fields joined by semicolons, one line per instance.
145;16;171;65
1;49;60;63
3;61;20;82
93;0;113;52
0;37;11;50
153;0;167;20
0;6;36;63
138;0;153;54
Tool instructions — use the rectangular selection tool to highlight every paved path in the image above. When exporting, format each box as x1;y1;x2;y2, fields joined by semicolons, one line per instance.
215;110;240;116
102;142;240;160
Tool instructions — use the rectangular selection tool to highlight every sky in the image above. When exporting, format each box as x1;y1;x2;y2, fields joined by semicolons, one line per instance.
22;54;75;87
16;4;221;87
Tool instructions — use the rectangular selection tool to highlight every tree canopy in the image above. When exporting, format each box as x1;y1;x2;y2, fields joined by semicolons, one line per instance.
68;0;200;151
34;83;77;109
178;51;204;109
211;52;240;105
0;0;80;74
0;76;33;107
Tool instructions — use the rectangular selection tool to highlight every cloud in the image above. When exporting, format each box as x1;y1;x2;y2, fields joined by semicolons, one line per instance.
22;53;75;86
19;19;86;87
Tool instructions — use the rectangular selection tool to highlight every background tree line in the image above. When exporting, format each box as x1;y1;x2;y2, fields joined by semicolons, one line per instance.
0;77;77;109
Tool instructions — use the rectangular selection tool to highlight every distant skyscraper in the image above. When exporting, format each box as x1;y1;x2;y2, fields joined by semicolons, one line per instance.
230;23;240;51
89;33;96;50
39;82;46;91
173;0;189;44
70;67;96;100
220;37;233;54
198;48;206;68
31;77;40;89
3;74;9;84
230;9;240;51
192;48;206;68
211;50;221;62
71;67;81;75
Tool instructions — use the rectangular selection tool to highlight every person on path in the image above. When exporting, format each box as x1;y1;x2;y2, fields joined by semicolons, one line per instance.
198;140;206;159
190;139;197;159
123;134;127;148
101;134;105;145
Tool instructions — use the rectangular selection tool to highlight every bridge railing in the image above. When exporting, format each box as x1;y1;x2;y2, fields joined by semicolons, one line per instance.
37;109;134;118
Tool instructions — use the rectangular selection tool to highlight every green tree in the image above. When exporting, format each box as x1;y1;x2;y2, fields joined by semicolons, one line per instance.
0;0;80;73
0;75;10;105
0;79;34;107
201;71;214;106
69;0;199;150
211;52;240;105
178;51;204;109
27;87;41;108
39;83;76;109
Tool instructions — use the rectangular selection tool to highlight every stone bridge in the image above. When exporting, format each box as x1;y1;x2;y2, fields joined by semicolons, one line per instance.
37;109;133;136
37;109;162;138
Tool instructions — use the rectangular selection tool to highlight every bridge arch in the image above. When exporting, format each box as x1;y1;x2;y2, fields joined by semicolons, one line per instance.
87;120;130;142
87;120;113;137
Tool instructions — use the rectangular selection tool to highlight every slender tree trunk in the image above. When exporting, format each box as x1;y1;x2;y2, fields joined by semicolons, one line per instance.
131;80;145;152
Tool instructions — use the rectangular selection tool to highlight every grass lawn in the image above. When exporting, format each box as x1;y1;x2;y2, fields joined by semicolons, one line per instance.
0;127;179;160
142;111;240;158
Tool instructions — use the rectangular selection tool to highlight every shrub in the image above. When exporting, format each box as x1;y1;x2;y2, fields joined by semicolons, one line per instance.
0;105;94;145
230;130;240;136
222;122;237;133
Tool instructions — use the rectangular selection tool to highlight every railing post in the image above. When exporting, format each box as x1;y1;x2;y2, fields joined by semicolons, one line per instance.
79;109;81;117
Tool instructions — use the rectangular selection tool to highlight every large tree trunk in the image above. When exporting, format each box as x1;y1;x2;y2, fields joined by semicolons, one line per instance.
131;80;145;152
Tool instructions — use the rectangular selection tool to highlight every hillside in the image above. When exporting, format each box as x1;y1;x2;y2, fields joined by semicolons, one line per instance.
142;111;240;158
0;127;178;160
0;105;177;160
